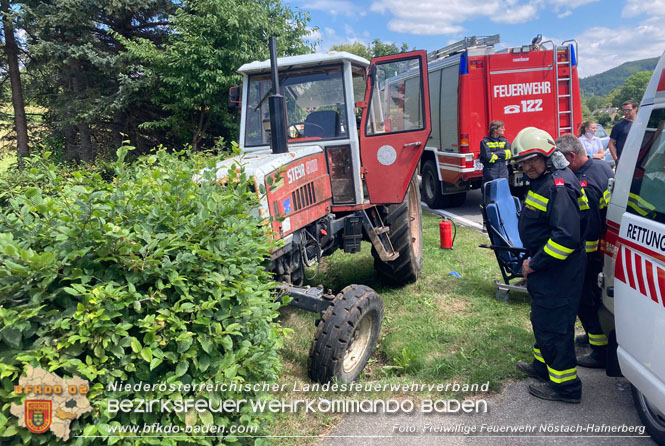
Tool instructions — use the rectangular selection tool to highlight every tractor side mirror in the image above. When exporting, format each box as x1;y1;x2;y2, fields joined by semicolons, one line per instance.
228;85;242;113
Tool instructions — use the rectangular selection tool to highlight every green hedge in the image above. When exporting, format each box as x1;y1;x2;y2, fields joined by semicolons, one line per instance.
0;148;285;445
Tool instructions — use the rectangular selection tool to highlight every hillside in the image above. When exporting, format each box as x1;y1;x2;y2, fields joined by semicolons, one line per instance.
580;57;659;96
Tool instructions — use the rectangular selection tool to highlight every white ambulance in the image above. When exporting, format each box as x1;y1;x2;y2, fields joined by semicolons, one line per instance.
599;50;665;444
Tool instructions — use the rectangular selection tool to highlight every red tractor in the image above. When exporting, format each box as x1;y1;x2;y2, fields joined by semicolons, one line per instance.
218;38;431;382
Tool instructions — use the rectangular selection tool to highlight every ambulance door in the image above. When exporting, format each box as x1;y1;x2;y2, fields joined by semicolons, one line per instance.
360;51;431;204
614;106;665;417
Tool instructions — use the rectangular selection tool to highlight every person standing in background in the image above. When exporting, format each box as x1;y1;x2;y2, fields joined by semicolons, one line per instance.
480;120;511;186
578;121;605;160
609;100;638;165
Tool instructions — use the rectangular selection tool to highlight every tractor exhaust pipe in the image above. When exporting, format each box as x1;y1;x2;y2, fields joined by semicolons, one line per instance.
268;36;288;154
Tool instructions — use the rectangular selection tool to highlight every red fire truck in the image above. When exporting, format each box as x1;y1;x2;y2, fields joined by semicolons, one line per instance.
420;35;582;208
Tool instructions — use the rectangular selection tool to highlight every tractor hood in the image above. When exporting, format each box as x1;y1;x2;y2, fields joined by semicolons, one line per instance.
201;145;324;220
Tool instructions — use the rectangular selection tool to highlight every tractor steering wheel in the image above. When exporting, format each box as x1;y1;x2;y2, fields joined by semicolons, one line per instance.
288;122;325;138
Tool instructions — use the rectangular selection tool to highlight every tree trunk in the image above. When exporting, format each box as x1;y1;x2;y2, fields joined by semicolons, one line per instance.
63;125;78;161
1;0;29;165
78;123;94;162
112;110;125;150
191;108;209;151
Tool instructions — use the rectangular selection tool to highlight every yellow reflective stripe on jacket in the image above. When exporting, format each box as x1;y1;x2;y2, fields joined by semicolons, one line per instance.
504;149;512;160
628;193;656;217
588;333;608;346
585;240;599;253
543;239;575;260
578;188;590;211
547;365;577;383
489;153;498;163
533;347;545;364
599;189;611;210
525;190;548;212
485;141;506;148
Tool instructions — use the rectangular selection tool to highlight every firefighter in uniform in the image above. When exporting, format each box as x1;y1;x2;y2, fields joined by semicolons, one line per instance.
513;127;587;403
555;133;614;368
480;120;512;185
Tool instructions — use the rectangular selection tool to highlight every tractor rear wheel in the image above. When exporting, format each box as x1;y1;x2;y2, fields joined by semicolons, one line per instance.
372;174;423;285
308;285;383;383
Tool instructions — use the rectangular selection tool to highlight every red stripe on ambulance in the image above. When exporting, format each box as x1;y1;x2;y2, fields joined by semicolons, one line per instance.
658;268;665;309
645;260;659;305
635;252;647;296
625;247;636;291
616;243;665;308
615;245;626;283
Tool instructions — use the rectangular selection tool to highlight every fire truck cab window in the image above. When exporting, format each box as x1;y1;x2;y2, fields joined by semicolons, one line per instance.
245;65;349;147
365;58;424;136
627;107;665;223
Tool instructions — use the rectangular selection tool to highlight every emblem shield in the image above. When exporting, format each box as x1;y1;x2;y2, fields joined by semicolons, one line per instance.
25;400;52;434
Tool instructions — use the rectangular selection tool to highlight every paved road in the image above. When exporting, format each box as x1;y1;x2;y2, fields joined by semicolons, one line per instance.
317;194;655;446
423;189;485;231
319;349;651;446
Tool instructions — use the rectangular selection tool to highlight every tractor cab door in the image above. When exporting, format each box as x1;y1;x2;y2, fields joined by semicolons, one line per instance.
360;51;431;204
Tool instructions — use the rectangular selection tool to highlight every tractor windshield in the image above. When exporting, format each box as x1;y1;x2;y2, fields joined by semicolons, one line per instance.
245;64;349;147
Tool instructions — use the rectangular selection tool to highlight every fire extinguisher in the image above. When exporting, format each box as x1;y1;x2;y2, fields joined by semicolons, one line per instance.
440;218;456;249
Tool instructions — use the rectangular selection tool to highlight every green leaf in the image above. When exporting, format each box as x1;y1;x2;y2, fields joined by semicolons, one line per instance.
140;347;152;362
198;335;213;354
150;358;163;371
130;337;142;353
177;338;193;353
175;361;188;377
1;327;22;349
198;354;210;372
1;424;18;437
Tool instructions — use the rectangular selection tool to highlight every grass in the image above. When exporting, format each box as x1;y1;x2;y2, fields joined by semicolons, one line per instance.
265;211;535;443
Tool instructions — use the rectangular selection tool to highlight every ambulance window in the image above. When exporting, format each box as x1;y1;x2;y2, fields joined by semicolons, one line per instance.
627;107;665;223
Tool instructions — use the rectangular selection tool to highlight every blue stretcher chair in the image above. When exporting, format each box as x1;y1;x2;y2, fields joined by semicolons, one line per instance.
479;178;528;300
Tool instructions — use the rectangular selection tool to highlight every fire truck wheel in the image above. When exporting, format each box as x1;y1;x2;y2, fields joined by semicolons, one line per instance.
308;285;383;383
421;160;445;209
631;384;665;444
372;174;423;284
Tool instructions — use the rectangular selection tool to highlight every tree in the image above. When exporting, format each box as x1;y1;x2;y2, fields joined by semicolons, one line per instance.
329;41;370;60
1;0;29;165
586;94;610;113
369;38;410;57
331;38;410;60
23;0;174;161
117;0;313;151
611;70;652;109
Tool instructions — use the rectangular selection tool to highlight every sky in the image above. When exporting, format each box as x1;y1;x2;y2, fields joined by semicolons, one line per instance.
286;0;665;78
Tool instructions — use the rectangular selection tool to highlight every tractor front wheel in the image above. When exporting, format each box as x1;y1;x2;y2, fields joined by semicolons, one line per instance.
372;174;423;285
308;285;383;383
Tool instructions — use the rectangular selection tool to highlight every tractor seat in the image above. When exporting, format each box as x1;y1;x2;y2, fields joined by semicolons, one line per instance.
304;110;339;138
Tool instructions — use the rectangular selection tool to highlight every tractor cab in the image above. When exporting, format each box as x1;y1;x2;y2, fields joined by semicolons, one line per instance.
235;50;431;207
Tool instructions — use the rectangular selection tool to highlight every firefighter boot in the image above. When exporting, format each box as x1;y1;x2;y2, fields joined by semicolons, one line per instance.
528;382;581;404
577;349;606;369
575;333;589;346
516;361;547;382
